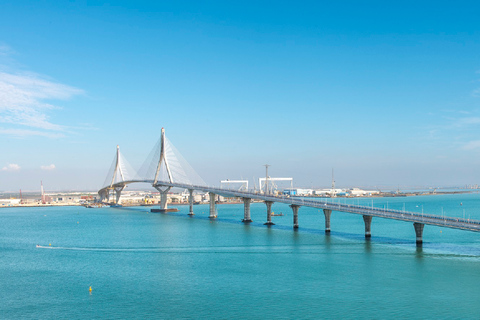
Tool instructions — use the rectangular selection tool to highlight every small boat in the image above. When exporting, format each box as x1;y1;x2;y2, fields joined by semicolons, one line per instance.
85;203;109;208
151;208;179;213
271;212;284;216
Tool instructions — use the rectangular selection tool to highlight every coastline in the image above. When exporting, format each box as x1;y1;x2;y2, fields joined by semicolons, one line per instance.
1;190;476;209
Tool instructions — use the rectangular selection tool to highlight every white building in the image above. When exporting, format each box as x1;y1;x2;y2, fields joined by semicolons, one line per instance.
0;199;21;206
348;188;380;196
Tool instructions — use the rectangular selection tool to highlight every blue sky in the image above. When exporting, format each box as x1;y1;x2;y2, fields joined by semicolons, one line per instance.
1;0;480;191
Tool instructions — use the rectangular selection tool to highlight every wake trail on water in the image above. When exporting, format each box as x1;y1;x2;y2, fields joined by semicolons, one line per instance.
32;244;397;254
35;243;480;259
34;244;320;253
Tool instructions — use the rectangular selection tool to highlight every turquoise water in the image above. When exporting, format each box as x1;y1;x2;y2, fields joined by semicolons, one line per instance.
2;193;480;319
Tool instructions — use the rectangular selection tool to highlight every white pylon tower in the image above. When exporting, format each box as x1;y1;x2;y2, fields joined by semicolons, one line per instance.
110;145;125;188
153;128;174;210
110;145;126;204
153;127;173;185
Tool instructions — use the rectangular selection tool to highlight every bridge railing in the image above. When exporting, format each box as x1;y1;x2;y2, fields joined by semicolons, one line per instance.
199;185;480;228
105;180;480;230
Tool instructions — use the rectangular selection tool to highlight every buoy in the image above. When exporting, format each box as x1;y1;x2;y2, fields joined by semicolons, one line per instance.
49;243;51;246
89;286;92;292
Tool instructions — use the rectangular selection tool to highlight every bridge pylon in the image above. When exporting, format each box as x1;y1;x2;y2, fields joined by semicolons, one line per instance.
97;144;131;204
153;128;173;186
110;145;128;204
111;145;125;186
152;128;174;211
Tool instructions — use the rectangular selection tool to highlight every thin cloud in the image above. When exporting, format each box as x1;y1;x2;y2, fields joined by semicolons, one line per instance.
0;71;84;131
40;164;56;171
0;44;13;56
0;45;84;138
474;70;480;96
456;117;480;125
0;128;65;138
2;163;20;171
473;88;480;98
446;116;480;129
461;140;480;150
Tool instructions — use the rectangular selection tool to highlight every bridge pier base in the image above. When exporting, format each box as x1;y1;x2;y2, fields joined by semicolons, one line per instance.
323;209;332;233
154;186;172;211
99;190;106;203
209;192;217;218
264;201;275;225
188;189;194;216
291;204;300;229
363;215;372;238
414;222;424;246
242;198;252;222
114;186;125;205
100;189;109;203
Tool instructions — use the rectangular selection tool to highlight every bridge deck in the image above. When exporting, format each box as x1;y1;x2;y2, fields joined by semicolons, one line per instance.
99;180;480;233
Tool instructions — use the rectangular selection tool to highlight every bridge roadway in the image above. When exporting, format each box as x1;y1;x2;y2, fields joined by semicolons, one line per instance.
99;180;480;244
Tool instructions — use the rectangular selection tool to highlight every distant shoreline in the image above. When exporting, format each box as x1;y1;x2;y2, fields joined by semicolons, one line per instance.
1;190;477;209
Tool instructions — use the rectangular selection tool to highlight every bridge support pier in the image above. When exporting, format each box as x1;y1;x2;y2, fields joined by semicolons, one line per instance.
242;198;252;222
188;189;194;216
114;186;125;205
154;186;172;210
209;192;217;218
291;204;300;229
264;201;275;225
414;222;425;246
323;209;332;233
363;215;372;238
99;190;108;203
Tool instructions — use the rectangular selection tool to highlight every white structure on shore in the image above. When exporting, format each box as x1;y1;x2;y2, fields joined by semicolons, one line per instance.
348;188;380;196
0;199;21;206
283;187;380;197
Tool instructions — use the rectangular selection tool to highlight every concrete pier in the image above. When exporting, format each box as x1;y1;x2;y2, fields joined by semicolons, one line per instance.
264;201;275;225
209;192;216;218
188;189;194;216
323;209;332;233
99;190;108;203
363;215;372;238
114;186;125;204
155;187;172;210
414;222;425;245
290;204;300;229
242;198;252;222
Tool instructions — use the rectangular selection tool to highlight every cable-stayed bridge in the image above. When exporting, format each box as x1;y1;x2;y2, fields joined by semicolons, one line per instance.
99;128;480;245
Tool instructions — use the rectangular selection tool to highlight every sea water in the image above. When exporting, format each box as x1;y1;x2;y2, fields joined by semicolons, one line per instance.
1;193;480;319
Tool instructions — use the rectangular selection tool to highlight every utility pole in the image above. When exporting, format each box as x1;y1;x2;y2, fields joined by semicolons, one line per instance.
264;164;270;195
331;168;336;198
